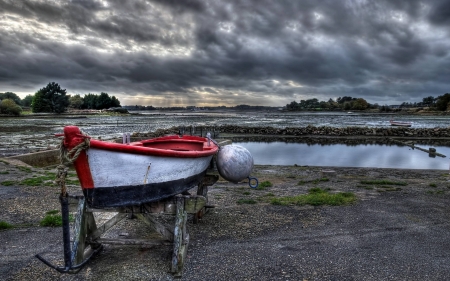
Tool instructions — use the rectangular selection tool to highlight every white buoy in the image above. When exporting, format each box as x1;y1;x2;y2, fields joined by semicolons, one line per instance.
216;145;254;183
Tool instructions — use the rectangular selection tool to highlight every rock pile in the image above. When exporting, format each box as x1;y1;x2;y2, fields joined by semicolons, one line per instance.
132;125;450;141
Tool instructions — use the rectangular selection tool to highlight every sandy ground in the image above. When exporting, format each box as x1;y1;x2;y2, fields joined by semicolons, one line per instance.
1;159;450;280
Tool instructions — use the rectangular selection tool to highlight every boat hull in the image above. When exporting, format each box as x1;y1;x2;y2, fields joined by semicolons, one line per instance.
390;121;412;127
82;148;213;208
63;126;218;208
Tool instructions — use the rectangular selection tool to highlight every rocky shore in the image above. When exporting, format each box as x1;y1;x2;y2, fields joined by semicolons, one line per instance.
1;157;450;280
134;124;450;139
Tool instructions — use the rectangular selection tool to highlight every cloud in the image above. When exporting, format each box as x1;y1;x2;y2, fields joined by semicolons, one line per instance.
0;0;449;106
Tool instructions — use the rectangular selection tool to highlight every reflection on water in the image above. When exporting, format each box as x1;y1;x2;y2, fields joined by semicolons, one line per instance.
237;142;450;170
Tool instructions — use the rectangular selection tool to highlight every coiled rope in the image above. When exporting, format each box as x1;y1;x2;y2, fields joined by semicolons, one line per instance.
56;133;90;197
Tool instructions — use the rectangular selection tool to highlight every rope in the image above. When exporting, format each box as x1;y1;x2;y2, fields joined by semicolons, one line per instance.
57;132;90;197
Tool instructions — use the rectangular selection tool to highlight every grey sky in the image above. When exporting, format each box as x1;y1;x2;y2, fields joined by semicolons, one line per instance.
1;0;449;107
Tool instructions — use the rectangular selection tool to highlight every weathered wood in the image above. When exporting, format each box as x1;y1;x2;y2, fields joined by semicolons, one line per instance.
194;174;218;223
66;192;208;277
171;197;189;277
135;213;174;242
97;238;171;246
85;195;207;214
72;197;87;265
87;213;127;242
390;139;446;157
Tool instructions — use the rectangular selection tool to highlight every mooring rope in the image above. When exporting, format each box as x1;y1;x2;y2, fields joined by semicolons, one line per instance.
56;132;90;197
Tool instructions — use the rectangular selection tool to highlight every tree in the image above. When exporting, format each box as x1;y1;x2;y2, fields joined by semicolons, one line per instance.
32;82;70;113
96;92;112;109
337;96;355;104
82;93;98;109
31;90;51;113
0;92;22;105
22;95;34;107
111;96;121;107
286;101;299;111
352;98;369;110
0;98;22;116
435;93;450;111
69;94;84;109
422;96;435;107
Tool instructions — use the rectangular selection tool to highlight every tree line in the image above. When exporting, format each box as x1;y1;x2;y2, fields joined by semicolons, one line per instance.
285;94;450;112
0;82;121;116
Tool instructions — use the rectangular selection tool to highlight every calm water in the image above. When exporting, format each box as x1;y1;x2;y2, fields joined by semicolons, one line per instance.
237;142;450;170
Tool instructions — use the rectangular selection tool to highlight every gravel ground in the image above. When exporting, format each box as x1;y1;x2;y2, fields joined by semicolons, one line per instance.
1;159;450;280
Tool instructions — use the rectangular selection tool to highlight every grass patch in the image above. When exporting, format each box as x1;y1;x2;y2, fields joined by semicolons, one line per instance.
237;198;257;205
65;178;80;185
1;180;15;186
312;178;329;184
0;221;14;230
256;181;273;190
17;166;32;173
270;188;356;206
39;212;74;227
243;191;251;195
0;171;9;174
360;179;407;186
426;190;445;195
20;174;55;186
429;183;437;188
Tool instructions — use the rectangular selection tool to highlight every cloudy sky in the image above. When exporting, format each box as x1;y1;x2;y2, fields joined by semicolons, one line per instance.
1;0;449;107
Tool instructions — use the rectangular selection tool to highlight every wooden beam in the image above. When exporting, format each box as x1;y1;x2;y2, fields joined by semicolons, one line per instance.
97;238;171;246
87;213;127;242
86;195;207;215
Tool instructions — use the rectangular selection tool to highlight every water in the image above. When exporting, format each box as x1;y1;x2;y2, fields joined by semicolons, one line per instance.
1;111;450;169
237;142;450;170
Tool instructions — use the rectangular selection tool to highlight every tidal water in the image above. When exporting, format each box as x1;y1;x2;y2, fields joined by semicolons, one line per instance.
236;142;450;170
1;111;450;169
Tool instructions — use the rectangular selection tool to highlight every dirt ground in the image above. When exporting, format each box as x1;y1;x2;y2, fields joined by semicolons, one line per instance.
1;159;450;281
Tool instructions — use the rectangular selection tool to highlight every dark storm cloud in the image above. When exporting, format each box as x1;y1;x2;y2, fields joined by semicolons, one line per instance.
0;0;449;106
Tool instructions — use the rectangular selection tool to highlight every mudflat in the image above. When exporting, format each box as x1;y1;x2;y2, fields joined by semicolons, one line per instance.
1;159;450;280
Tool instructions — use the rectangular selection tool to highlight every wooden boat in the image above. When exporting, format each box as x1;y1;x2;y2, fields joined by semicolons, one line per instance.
62;126;219;208
390;120;412;127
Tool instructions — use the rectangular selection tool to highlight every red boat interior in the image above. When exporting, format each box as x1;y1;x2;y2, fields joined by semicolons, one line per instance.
139;139;207;151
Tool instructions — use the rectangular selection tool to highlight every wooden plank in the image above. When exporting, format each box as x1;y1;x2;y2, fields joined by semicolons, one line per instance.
86;195;207;214
97;238;171;246
87;213;127;242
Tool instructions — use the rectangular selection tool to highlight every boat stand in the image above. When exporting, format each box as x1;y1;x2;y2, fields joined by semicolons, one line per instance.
36;174;219;277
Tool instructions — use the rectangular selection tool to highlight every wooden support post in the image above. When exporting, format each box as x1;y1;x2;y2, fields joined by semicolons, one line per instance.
171;197;189;277
194;174;219;223
72;197;87;265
